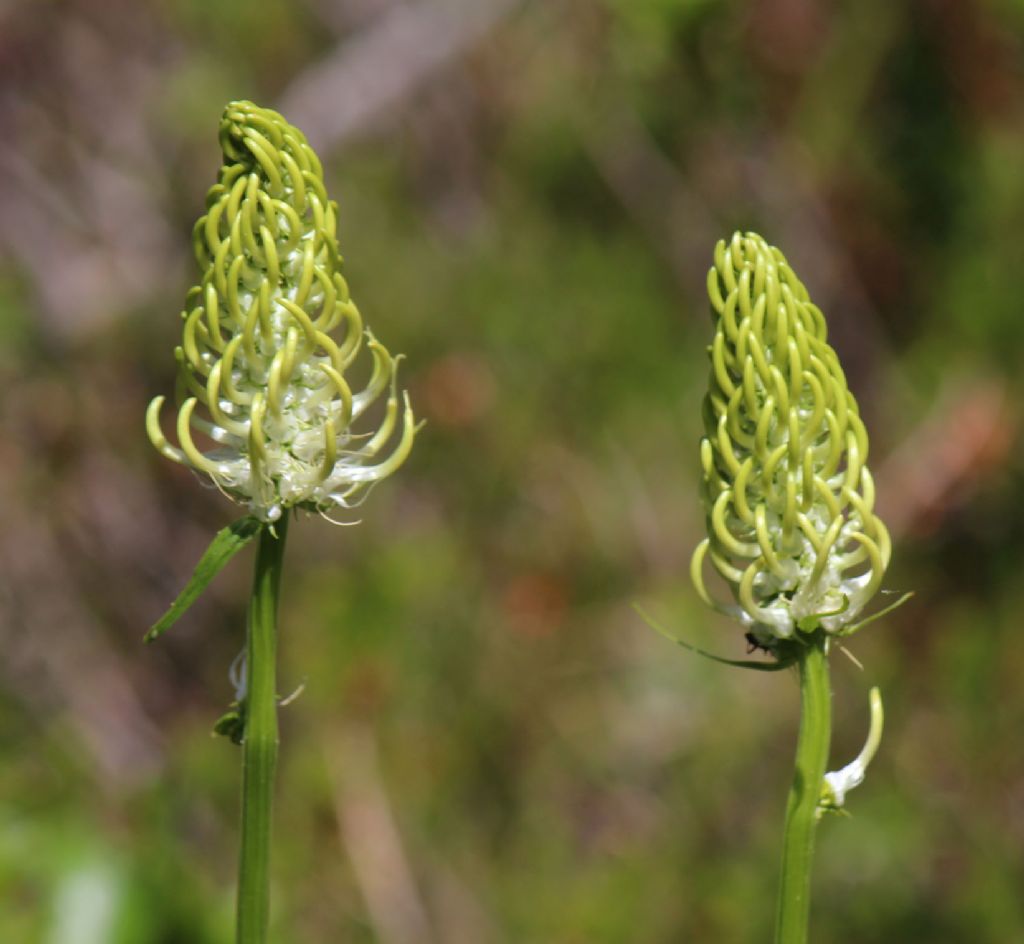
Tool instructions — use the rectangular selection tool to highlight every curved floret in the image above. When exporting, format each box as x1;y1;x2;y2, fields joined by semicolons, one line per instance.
691;232;890;641
147;100;417;522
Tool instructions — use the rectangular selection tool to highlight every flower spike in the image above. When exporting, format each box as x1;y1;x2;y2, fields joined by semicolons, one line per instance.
692;232;890;645
147;100;418;521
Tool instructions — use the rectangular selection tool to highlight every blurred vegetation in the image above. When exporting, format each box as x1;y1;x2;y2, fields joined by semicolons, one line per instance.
2;0;1024;941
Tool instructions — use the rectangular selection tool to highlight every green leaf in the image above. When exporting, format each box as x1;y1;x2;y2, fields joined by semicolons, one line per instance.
839;591;915;637
145;516;264;643
633;604;796;672
213;704;246;745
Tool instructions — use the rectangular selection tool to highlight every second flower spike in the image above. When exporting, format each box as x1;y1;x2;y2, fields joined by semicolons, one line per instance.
147;100;417;522
691;232;890;644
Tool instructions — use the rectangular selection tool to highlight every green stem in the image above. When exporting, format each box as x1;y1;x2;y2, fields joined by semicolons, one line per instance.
237;512;289;944
775;633;831;944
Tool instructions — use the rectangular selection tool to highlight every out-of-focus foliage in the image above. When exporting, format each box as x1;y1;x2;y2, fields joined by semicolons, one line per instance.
1;1;1024;941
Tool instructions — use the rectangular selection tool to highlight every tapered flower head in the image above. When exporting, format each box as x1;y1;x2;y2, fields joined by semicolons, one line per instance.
147;100;417;522
691;232;890;642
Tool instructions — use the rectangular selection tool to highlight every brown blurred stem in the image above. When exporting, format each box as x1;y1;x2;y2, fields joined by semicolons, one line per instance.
236;512;289;944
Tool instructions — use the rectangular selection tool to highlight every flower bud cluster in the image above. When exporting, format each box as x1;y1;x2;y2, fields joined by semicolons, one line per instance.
147;101;416;521
691;232;890;641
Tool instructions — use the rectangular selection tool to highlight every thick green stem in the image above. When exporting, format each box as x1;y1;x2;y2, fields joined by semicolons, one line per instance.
775;634;831;944
237;512;289;944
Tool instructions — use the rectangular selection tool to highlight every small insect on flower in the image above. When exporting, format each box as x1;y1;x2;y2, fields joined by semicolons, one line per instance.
745;632;773;655
691;232;891;641
147;100;418;522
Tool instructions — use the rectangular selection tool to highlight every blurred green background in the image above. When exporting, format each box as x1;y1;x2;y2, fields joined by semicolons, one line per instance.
3;0;1024;941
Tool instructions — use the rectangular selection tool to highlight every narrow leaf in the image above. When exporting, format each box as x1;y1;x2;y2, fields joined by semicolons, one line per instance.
840;591;915;637
145;516;263;643
633;604;795;672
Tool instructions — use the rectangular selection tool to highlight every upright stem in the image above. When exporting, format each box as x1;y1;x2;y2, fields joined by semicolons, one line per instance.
775;633;831;944
237;512;289;944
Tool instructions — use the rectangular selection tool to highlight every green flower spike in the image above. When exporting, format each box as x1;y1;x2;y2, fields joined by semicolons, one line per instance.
691;231;891;646
147;100;417;523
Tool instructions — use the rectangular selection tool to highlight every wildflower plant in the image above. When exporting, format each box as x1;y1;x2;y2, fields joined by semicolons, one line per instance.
657;232;907;943
145;101;418;944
